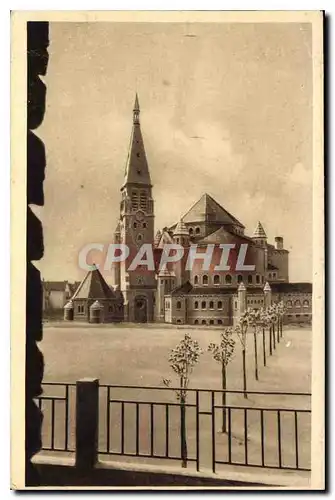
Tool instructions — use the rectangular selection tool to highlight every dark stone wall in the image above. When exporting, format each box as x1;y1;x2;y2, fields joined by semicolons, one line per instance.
26;21;49;486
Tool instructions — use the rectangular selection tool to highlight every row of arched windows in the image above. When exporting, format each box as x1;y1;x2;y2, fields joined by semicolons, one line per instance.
194;274;263;286
286;299;310;308
194;319;224;325
176;300;224;310
194;300;223;310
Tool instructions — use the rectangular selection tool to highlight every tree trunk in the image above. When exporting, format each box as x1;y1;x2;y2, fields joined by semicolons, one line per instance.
280;317;283;337
272;324;276;350
180;394;187;468
221;363;227;433
269;326;272;355
262;327;266;366
242;348;248;399
253;329;259;380
277;319;280;343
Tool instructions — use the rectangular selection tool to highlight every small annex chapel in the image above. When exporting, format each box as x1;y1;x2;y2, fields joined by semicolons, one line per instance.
64;265;123;323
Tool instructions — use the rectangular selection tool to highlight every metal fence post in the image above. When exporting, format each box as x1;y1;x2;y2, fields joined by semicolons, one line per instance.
75;378;99;470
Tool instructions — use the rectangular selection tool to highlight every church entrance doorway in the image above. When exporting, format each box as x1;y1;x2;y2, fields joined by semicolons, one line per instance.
134;296;147;323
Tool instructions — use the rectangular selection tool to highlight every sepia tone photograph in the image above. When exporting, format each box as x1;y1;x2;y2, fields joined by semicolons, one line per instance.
11;10;324;490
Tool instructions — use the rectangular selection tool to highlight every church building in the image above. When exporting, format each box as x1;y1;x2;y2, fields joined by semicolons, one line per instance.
68;96;312;325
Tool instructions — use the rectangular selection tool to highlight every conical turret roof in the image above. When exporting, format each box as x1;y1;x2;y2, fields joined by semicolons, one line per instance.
253;221;267;239
174;219;189;236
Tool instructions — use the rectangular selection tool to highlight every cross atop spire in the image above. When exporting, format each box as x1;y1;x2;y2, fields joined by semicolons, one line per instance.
133;93;140;124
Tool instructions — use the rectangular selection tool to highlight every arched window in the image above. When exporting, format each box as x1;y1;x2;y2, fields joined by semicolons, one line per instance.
176;301;182;310
214;274;220;285
201;301;206;310
286;300;292;308
189;228;194;235
248;275;253;284
194;301;199;309
225;274;232;284
237;275;243;283
194;275;199;285
140;191;147;210
303;300;309;308
218;301;223;309
209;319;214;325
209;301;214;309
202;275;208;285
194;320;199;325
195;227;200;234
256;275;260;284
295;300;301;307
131;190;139;210
201;319;207;325
217;319;223;325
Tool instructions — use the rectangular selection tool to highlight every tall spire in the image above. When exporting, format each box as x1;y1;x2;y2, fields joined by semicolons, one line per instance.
133;93;140;124
123;95;151;187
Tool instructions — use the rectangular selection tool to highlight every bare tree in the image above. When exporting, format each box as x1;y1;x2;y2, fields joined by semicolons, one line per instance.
208;328;235;433
248;308;261;381
259;307;270;367
163;332;203;468
235;311;249;399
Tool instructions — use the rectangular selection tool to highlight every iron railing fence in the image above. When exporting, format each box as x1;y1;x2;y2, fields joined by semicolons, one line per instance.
35;382;76;453
36;382;311;473
98;385;311;472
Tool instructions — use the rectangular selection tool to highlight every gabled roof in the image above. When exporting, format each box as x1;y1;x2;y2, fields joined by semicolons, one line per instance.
156;229;174;248
122;95;151;187
253;221;267;239
170;281;193;295
71;266;115;300
180;193;244;228
271;282;312;294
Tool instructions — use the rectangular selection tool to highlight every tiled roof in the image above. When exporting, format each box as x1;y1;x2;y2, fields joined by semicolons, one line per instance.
170;283;264;296
71;267;115;300
271;282;312;293
176;193;244;228
198;226;254;245
253;221;267;238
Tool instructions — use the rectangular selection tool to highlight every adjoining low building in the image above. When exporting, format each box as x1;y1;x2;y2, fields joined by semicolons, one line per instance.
64;266;124;323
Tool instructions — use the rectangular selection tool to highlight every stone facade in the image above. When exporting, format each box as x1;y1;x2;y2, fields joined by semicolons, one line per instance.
111;98;312;326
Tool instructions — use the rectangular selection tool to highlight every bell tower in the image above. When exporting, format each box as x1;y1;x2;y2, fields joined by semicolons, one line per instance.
118;95;156;322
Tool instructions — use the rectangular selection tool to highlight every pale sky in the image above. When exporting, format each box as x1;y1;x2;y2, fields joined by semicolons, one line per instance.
35;21;313;282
